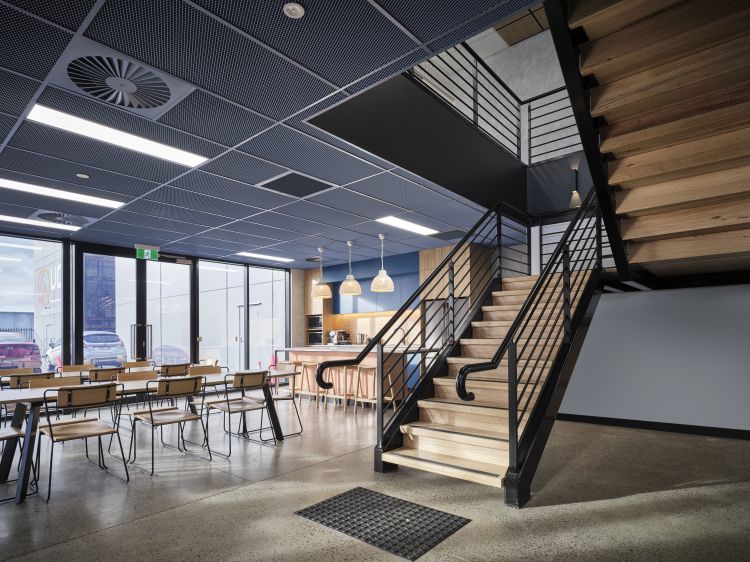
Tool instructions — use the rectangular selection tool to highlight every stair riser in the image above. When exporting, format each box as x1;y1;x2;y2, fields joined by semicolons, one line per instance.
502;279;537;291
447;362;550;379
403;434;508;467
380;452;505;488
461;343;558;359
434;381;509;405
473;324;558;339
492;293;529;305
419;408;509;436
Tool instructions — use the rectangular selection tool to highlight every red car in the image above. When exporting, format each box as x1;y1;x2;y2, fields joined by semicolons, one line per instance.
0;332;42;369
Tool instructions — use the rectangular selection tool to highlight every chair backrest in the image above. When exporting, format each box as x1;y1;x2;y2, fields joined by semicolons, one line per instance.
159;363;190;377
232;370;267;390
188;365;221;376
117;370;158;382
155;376;202;397
8;372;54;389
89;367;124;382
200;358;219;367
59;363;91;374
55;383;118;408
29;375;83;389
123;360;152;370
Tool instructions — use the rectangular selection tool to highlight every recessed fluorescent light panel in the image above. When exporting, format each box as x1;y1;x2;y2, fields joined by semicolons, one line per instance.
376;216;439;236
236;252;294;263
0;178;124;209
0;214;80;231
27;105;208;167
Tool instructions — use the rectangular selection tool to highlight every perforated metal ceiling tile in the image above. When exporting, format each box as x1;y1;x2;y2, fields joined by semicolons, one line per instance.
120;198;230;228
160;242;229;258
193;228;279;248
245;211;328;236
0;148;158;198
182;234;258;253
347;172;439;211
345;49;426;95
375;0;499;42
415;201;486;229
239;126;381;185
221;220;301;242
84;0;335;120
144;186;262;220
277;201;364;228
193;0;418;87
157;89;274;147
399;234;457;249
0;4;71;79
201;150;287;186
4;0;98;31
428;0;534;52
0;114;16;142
308;188;405;219
0;70;39;116
170;171;295;209
78;219;185;241
8;122;186;183
103;209;208;235
78;224;178;246
288;91;348;125
347;219;422;242
38;88;224;159
291;121;392;169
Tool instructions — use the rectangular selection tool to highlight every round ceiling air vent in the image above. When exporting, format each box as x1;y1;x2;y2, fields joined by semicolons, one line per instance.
67;56;171;109
35;211;90;228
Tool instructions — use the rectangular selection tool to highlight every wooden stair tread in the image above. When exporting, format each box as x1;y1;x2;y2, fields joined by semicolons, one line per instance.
601;100;750;158
433;376;504;389
491;289;530;297
629;228;750;265
382;448;506;487
568;0;685;41
417;397;507;414
591;35;750;119
402;421;508;443
608;126;750;187
580;0;750;83
615;165;750;216
621;196;750;241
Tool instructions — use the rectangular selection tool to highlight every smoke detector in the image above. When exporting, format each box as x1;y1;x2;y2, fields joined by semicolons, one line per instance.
29;209;93;228
283;3;305;19
67;56;171;109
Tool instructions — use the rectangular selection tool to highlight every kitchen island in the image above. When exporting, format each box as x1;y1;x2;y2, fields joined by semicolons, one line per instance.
275;345;410;405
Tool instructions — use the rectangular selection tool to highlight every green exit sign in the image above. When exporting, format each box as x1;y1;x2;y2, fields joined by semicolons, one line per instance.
135;246;159;261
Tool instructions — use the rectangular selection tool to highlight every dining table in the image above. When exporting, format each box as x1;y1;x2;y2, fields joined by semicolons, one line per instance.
0;368;298;504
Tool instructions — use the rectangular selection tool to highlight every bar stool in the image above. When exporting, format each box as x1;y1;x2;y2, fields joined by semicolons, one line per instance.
354;365;376;414
298;362;318;406
340;365;357;412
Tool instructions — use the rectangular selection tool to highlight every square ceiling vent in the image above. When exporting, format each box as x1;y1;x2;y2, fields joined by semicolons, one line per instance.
46;36;195;120
259;171;334;198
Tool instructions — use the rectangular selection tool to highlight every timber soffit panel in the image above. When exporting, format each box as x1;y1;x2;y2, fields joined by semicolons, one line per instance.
0;0;535;267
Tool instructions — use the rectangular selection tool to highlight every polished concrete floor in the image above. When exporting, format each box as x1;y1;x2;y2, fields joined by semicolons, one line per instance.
1;396;749;561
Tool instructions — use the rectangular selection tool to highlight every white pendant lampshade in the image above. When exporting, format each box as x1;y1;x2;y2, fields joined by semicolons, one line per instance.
339;241;361;296
311;247;332;299
370;234;395;293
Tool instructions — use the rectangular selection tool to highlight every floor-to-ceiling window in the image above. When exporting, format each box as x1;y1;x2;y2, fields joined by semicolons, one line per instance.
82;254;136;367
147;261;191;366
248;267;288;369
198;261;245;371
0;235;62;371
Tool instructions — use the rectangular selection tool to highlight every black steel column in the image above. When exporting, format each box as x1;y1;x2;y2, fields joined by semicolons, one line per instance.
190;259;199;364
73;244;83;364
135;258;147;360
61;240;72;366
244;266;250;370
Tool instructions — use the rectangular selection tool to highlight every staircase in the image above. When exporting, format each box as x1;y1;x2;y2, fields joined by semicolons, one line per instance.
381;275;542;488
548;0;750;277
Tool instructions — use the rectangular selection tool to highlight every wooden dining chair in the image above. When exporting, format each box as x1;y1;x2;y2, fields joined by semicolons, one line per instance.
36;382;129;502
8;372;54;389
88;367;124;383
128;376;211;475
0;424;37;503
159;363;190;377
204;371;274;456
122;360;153;371
28;375;83;389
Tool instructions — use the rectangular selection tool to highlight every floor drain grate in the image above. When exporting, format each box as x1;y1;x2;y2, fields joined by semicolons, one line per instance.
297;487;470;560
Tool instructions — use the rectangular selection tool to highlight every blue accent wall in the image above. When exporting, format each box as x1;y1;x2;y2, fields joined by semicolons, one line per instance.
323;252;420;314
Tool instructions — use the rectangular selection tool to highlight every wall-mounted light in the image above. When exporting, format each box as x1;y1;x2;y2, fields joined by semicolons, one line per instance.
311;247;332;299
570;167;581;208
339;240;361;296
370;234;395;293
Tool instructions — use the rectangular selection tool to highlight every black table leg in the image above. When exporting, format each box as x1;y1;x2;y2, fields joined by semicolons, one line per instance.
16;404;40;503
0;402;26;483
262;384;284;441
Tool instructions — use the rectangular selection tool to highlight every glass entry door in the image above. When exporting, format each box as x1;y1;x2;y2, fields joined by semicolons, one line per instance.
147;261;191;366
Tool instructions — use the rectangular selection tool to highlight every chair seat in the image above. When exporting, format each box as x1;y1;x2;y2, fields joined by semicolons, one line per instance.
206;396;264;413
133;407;200;426
0;426;24;441
41;418;116;442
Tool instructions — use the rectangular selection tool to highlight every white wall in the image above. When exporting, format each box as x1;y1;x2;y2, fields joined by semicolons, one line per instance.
561;284;750;430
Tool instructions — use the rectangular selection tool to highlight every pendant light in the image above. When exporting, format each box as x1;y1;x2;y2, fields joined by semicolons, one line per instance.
311;247;332;299
339;240;362;296
371;233;395;293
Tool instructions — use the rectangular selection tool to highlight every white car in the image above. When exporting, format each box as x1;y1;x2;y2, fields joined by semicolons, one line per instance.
45;331;128;369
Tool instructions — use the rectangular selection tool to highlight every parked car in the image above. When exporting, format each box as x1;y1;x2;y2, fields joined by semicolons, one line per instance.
0;332;41;369
45;331;128;368
152;345;190;366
